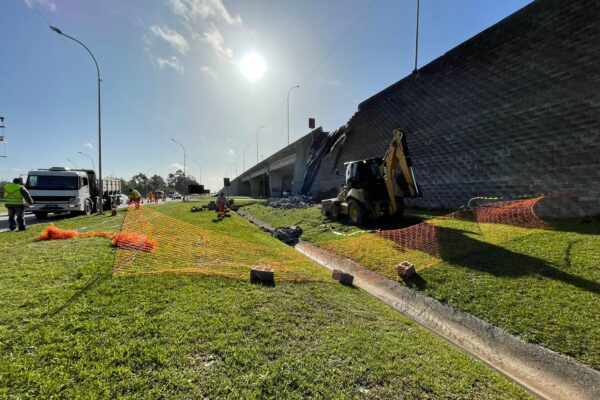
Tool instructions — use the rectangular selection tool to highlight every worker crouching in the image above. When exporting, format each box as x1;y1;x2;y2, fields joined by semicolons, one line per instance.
129;188;142;209
216;191;230;219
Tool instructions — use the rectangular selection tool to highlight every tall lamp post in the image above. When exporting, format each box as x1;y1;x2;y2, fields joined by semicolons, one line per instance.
171;138;186;200
194;161;202;185
287;85;299;145
78;151;95;170
256;126;264;165
66;158;77;169
242;144;250;172
50;26;103;214
170;139;186;177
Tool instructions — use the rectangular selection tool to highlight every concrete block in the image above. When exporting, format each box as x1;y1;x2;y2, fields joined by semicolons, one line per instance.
250;266;275;286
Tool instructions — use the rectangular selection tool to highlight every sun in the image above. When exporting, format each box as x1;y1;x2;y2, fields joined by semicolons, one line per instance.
240;52;266;81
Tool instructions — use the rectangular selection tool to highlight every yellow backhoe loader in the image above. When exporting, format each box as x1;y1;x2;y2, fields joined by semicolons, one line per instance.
321;129;421;225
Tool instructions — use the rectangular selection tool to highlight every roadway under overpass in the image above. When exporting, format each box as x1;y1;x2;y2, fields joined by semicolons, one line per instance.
228;127;324;198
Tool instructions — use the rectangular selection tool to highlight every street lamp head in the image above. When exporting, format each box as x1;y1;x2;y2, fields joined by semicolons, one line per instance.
50;26;63;35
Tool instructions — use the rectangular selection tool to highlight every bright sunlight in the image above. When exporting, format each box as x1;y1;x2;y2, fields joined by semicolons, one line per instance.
240;52;266;81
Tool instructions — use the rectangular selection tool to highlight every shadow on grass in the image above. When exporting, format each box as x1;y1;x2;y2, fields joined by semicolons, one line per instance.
410;226;600;295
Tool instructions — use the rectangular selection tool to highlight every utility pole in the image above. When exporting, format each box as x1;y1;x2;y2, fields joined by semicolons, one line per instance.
287;85;299;145
414;0;420;73
51;26;103;213
256;126;264;165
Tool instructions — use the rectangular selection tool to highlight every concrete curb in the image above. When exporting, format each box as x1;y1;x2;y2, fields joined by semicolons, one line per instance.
295;241;600;400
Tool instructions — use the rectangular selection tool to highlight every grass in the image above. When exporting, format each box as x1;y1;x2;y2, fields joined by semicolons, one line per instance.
240;203;600;370
0;202;531;399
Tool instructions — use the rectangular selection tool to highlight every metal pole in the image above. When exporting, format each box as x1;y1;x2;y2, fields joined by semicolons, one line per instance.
287;85;299;145
414;0;420;73
243;144;250;172
256;126;264;165
50;26;103;213
171;138;186;199
78;151;95;170
67;158;77;169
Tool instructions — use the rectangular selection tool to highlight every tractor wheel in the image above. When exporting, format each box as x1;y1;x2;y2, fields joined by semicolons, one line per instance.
83;200;92;215
347;199;365;225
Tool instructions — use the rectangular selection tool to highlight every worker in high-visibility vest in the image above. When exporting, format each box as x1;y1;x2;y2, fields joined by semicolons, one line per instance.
129;188;142;209
3;177;34;231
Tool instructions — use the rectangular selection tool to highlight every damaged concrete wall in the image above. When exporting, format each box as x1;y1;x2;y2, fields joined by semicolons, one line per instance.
309;0;600;217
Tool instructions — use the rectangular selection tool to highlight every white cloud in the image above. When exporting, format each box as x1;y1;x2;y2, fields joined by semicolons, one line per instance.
226;137;233;142
168;0;242;27
169;163;185;170
153;55;185;74
319;77;340;87
201;25;233;58
84;142;94;149
23;0;56;12
149;25;190;55
200;65;218;80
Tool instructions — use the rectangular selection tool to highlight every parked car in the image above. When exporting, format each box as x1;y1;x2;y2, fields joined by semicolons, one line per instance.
170;192;183;200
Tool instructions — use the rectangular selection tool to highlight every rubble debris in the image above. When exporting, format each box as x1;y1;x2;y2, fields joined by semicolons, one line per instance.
396;261;416;278
206;201;217;210
272;225;303;246
250;266;275;286
191;206;204;212
266;195;313;209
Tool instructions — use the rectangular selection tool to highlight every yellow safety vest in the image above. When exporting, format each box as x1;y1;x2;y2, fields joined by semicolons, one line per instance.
4;183;24;206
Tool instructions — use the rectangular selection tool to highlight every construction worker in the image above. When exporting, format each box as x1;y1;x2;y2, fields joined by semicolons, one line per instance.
216;191;230;218
148;191;154;204
3;177;34;231
129;188;142;209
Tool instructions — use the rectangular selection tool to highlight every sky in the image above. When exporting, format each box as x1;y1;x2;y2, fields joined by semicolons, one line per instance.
0;0;531;191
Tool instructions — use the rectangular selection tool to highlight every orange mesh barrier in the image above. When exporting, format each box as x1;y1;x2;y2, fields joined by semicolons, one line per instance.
38;223;156;252
111;205;329;282
316;196;547;280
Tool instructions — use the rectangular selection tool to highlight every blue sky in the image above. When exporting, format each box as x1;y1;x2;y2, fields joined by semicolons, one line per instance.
1;0;531;190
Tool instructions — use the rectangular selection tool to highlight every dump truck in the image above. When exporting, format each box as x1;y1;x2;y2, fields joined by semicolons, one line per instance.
321;129;421;225
26;167;121;219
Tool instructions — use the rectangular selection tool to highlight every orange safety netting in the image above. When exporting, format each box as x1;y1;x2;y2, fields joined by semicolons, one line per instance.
315;196;547;280
111;205;329;282
38;223;156;252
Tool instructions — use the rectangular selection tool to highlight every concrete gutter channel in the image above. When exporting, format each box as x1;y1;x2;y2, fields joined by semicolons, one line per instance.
235;209;600;400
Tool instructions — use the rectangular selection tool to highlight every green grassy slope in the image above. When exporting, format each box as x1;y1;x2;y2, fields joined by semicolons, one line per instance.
240;204;600;369
0;204;530;399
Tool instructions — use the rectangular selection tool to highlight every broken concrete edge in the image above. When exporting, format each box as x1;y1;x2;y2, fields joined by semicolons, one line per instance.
295;241;600;400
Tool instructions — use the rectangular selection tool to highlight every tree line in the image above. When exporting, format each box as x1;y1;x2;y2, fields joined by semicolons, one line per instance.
119;169;199;195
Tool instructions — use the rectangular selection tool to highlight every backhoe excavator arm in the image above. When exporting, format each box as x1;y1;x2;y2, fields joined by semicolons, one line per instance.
379;129;421;214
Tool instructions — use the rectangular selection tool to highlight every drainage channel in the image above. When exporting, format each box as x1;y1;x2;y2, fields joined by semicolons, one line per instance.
234;210;600;400
296;241;600;400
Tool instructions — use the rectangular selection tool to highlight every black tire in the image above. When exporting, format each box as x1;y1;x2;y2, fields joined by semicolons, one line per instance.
347;199;365;225
83;200;92;215
34;212;48;220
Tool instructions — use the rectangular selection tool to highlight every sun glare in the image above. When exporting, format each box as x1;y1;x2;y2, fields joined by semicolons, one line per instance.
240;53;266;81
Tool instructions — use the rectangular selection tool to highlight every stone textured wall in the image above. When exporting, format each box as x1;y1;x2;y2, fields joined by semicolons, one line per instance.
309;0;600;216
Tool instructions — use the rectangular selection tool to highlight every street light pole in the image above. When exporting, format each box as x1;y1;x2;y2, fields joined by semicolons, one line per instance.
67;158;77;169
77;151;95;170
170;139;186;177
287;85;299;145
243;144;250;172
50;26;103;214
171;138;186;200
256;126;264;165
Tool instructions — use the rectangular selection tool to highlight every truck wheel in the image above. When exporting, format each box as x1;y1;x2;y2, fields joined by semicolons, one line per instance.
347;199;364;225
83;200;92;215
34;212;48;220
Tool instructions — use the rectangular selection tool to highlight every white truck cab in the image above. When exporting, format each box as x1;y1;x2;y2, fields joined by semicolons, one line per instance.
26;167;120;219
